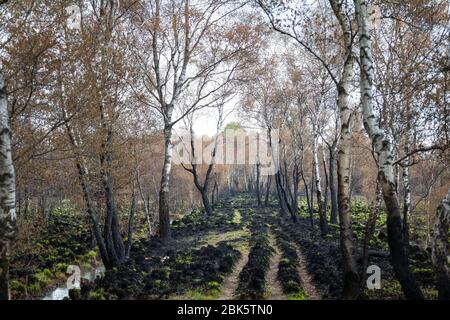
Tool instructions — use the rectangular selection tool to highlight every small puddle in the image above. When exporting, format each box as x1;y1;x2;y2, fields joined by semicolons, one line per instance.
43;287;70;300
42;265;105;300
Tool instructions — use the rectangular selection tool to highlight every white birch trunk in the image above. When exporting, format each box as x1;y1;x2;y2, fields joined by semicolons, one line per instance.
159;124;173;241
0;73;16;300
312;123;328;234
312;128;322;198
402;114;413;244
329;0;360;298
354;0;423;299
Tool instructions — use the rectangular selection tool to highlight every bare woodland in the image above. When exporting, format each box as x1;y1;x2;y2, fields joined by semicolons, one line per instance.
0;0;448;301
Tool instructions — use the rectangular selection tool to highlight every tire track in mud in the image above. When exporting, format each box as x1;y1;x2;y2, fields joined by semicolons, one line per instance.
217;249;249;300
265;231;285;300
295;246;321;299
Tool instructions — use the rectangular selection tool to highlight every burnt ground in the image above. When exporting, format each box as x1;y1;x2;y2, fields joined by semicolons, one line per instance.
78;193;438;300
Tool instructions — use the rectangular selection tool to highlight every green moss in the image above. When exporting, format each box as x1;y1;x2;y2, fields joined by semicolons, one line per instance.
232;209;241;224
89;288;106;300
175;254;193;265
176;289;221;300
422;287;438;300
10;280;27;294
79;261;92;269
364;280;403;299
204;228;250;247
235;240;250;253
86;250;98;259
412;268;433;274
287;292;308;300
55;262;69;273
43;268;53;277
280;258;290;264
32;270;53;286
207;281;221;291
28;283;41;295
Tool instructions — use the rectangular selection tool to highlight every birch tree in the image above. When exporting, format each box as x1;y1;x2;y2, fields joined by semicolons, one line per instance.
240;53;295;219
304;58;333;236
0;0;16;300
353;0;424;300
371;1;450;249
50;0;140;268
180;100;228;215
258;0;362;298
328;0;360;298
128;0;252;242
0;69;16;301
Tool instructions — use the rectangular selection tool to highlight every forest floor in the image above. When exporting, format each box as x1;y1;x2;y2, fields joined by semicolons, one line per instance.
81;193;438;300
80;194;320;300
10;193;439;300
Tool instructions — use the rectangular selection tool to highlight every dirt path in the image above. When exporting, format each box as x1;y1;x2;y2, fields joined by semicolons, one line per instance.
296;247;321;300
265;232;285;300
217;249;249;300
